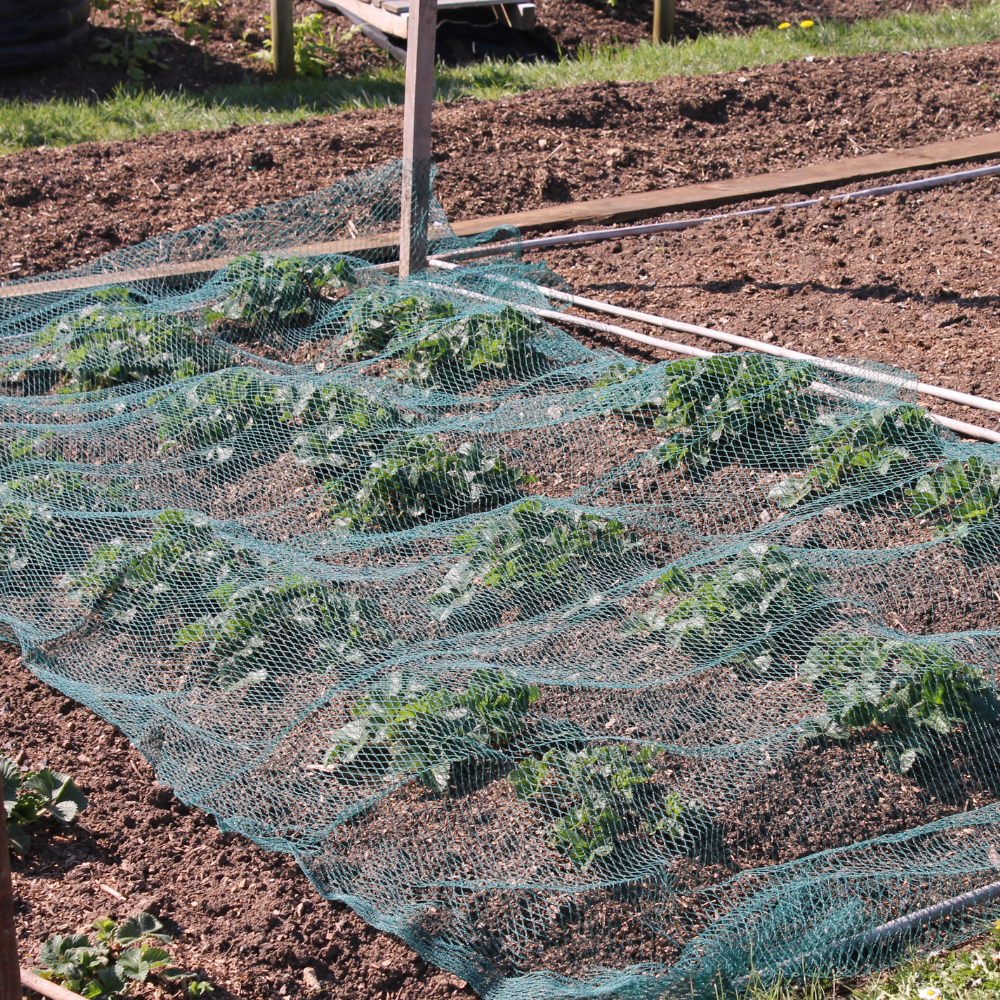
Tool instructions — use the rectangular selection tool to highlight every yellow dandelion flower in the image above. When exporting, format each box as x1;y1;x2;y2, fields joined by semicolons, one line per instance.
778;21;791;28
799;18;815;26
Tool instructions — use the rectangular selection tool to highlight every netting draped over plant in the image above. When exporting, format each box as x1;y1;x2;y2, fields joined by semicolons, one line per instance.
4;160;1000;999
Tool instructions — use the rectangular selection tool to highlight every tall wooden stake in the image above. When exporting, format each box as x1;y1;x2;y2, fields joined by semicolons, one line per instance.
0;814;20;1000
398;0;438;276
652;0;674;42
271;0;295;79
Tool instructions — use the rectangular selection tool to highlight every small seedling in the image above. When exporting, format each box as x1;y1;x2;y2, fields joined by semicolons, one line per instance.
2;755;88;855
327;668;539;793
802;633;1000;772
325;435;531;531
89;0;166;80
253;13;343;77
622;542;835;680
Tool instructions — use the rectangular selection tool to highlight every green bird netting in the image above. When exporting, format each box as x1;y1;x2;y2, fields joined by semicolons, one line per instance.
3;159;1000;999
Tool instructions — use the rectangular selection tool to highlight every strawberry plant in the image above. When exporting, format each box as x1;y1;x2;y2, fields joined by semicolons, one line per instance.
284;382;403;478
907;455;1000;552
174;576;393;690
622;542;835;679
3;287;227;394
507;743;693;870
770;402;942;508
0;468;137;516
149;368;287;463
341;290;457;360
2;755;88;856
206;252;356;329
429;499;644;625
0;503;75;589
327;668;539;793
61;510;262;630
647;354;816;472
325;435;531;531
802;634;1000;773
36;911;209;998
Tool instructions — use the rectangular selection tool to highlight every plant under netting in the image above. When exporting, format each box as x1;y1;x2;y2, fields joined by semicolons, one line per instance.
907;455;1000;553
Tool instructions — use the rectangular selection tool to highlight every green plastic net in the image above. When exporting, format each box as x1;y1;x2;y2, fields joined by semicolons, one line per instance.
3;159;1000;999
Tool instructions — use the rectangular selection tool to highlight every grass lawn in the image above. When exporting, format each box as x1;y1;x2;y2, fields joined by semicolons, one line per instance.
4;1;1000;154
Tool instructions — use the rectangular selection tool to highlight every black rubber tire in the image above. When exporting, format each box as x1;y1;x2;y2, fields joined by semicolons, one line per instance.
0;0;81;18
0;18;88;73
0;0;89;43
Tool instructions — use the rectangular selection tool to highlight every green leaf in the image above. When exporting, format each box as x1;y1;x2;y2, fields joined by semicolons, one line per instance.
113;911;171;947
5;822;29;856
22;768;88;824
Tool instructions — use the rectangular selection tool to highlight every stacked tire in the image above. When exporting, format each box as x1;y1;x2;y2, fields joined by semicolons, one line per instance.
0;0;90;74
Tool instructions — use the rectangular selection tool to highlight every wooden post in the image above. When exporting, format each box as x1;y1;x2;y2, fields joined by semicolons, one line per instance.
398;0;438;276
652;0;674;41
0;812;19;1000
270;0;295;79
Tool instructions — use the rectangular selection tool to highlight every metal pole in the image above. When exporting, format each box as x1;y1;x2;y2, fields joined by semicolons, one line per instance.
398;0;438;276
270;0;295;79
0;812;20;1000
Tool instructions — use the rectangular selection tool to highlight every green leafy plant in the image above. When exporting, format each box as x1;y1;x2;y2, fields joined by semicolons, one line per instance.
802;634;1000;773
646;354;817;472
149;367;286;462
342;290;457;361
430;499;644;625
61;510;262;630
907;455;1000;552
0;502;74;588
284;382;403;478
508;743;693;870
174;576;393;690
3;287;226;394
206;252;356;329
344;294;544;388
325;435;532;531
2;755;88;856
89;0;166;80
622;542;835;680
36;911;207;999
770;402;942;508
253;12;344;78
0;468;137;515
170;0;224;67
326;668;539;793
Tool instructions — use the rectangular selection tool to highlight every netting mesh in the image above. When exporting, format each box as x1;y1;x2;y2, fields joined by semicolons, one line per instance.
3;160;1000;999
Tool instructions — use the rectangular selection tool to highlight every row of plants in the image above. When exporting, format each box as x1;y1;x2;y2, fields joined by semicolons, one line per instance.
622;541;1000;774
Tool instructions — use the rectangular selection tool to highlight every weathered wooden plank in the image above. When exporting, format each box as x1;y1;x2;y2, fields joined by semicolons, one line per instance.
451;131;1000;235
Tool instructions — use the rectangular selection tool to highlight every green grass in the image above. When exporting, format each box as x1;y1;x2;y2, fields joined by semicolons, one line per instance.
3;0;1000;155
728;922;1000;1000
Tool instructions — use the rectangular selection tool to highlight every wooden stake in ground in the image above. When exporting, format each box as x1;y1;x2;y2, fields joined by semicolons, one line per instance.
652;0;675;41
0;811;19;1000
270;0;295;79
398;0;438;276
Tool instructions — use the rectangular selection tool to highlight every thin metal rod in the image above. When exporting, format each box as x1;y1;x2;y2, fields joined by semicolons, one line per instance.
423;276;1000;443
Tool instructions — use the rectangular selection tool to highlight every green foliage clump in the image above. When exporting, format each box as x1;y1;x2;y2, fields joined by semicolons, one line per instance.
344;293;544;388
648;354;816;471
3;287;226;394
802;634;1000;772
207;252;355;329
36;910;210;999
907;455;1000;551
175;576;393;690
327;668;539;793
325;435;531;531
0;503;72;587
149;367;285;462
770;402;942;508
508;743;692;870
622;543;834;679
430;499;643;624
0;468;137;515
2;755;88;856
284;382;403;477
61;510;260;630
